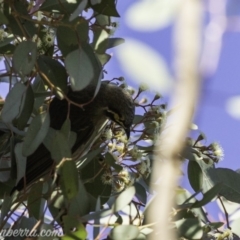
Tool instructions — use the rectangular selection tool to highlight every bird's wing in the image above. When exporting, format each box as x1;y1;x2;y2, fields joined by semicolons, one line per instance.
14;98;96;191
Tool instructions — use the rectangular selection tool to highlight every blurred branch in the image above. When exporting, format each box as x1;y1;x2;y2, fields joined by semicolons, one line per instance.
147;1;203;239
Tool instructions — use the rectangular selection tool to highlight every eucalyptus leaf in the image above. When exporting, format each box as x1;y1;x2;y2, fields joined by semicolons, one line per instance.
62;217;87;240
135;182;147;204
27;182;44;220
13;85;34;130
1;82;26;123
51;131;72;163
188;160;203;192
112;186;136;212
91;0;120;17
0;11;8;24
0;194;12;224
175;218;203;239
101;37;125;50
207;168;240;203
14;142;26;185
22;112;50;156
4;1;36;37
69;0;88;22
191;183;223;208
68;179;91;216
37;56;68;97
13;41;37;76
40;0;80;12
0;36;14;48
65;44;102;91
109;225;140;240
105;152;123;173
57;17;89;56
59;160;79;200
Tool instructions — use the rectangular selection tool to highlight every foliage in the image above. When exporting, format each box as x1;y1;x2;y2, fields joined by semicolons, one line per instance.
0;1;239;240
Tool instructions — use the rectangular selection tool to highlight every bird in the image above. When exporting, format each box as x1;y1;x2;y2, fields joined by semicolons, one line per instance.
11;81;135;193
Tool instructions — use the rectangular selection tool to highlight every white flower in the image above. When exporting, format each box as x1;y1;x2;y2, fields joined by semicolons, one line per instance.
139;83;148;91
126;87;135;96
38;49;45;55
139;97;148;104
135;172;142;181
32;34;42;48
103;128;113;140
116;144;125;154
101;172;113;185
119;168;130;178
210;142;224;161
118;135;128;144
43;32;55;47
0;29;7;41
113;180;125;192
136;161;148;174
129;146;142;160
108;142;116;152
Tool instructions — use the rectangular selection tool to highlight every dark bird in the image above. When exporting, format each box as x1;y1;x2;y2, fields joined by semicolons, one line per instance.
11;81;135;192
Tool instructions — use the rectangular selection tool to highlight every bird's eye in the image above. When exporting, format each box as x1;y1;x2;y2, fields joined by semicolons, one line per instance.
105;109;124;126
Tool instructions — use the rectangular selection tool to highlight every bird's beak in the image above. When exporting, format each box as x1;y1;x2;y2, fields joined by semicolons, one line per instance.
125;127;130;139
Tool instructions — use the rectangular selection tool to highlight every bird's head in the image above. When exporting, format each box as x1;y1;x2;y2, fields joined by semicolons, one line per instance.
69;82;135;138
99;83;135;138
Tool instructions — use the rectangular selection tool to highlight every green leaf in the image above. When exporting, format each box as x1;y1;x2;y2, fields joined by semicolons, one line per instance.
0;11;8;24
207;168;240;203
109;225;140;240
32;75;48;111
92;27;109;54
1;82;27;123
59;160;79;200
112;186;136;212
68;178;92;216
13;85;34;130
0;179;15;198
91;0;120;17
134;182;147;204
96;53;111;66
37;56;68;97
191;183;223;208
4;2;36;37
175;218;203;239
38;223;55;240
40;0;80;13
62;217;87;240
57;17;89;56
0;194;13;223
0;44;15;54
27;182;44;220
98;38;125;51
22;112;50;156
13;41;37;75
50;131;72;163
0;36;14;48
69;0;88;21
105;152;123;173
174;188;209;223
65;44;102;91
82;187;136;221
188;160;203;192
78;146;105;170
14;142;26;185
208;222;224;229
82;156;112;204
